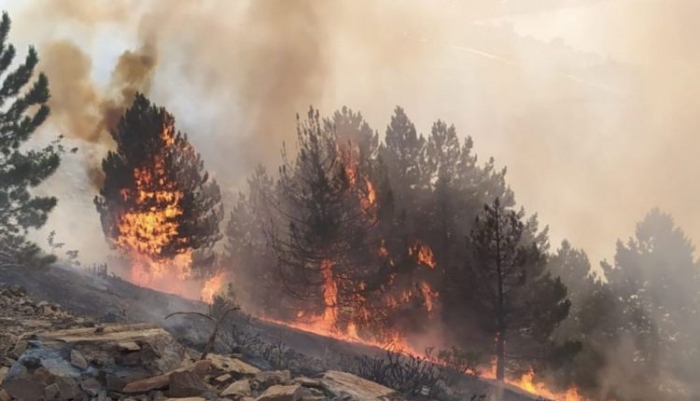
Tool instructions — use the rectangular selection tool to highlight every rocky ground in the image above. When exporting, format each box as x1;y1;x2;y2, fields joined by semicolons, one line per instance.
0;266;540;401
0;285;404;401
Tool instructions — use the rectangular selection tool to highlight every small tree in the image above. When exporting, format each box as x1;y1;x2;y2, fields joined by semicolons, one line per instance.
0;12;62;268
468;198;569;380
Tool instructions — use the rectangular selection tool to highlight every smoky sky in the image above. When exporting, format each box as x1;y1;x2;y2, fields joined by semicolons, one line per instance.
4;0;699;267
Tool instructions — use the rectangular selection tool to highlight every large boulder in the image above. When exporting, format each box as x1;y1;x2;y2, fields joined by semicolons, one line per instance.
3;323;184;400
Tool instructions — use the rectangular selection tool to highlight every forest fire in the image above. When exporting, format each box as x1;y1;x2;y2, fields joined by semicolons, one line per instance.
410;242;436;270
112;125;203;298
201;271;227;304
270;311;586;401
95;95;224;303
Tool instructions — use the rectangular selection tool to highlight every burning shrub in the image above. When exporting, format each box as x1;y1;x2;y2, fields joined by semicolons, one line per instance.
94;94;223;299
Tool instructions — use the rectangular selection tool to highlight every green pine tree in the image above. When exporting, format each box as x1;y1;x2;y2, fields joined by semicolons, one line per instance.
468;198;570;381
0;12;61;268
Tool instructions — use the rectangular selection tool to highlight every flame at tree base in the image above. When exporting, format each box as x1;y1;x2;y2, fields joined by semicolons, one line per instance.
127;252;226;304
262;314;586;401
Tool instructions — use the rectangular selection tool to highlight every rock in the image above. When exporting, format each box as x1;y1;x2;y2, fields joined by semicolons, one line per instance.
70;349;88;370
3;364;58;400
165;398;206;401
294;377;322;388
151;391;166;400
321;371;397;401
8;340;27;359
192;359;212;377
0;357;15;367
303;388;325;398
80;377;103;396
208;354;260;376
0;366;9;382
221;379;252;398
55;376;85;400
118;341;141;352
0;390;10;401
215;373;233;383
298;387;328;401
256;384;302;401
44;383;60;400
122;373;170;393
122;358;213;394
254;370;291;388
2;323;185;398
168;370;211;398
300;396;327;401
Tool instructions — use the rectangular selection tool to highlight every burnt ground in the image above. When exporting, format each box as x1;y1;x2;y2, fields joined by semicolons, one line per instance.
0;264;540;401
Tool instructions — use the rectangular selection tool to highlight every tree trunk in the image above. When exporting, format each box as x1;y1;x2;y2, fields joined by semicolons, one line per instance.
496;328;505;381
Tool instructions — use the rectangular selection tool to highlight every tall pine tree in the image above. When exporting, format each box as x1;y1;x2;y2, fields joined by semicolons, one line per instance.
0;12;61;268
468;198;569;380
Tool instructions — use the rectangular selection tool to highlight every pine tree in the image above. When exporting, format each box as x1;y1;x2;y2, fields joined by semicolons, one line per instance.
547;240;616;393
268;107;380;332
468;198;569;380
603;209;700;387
379;107;429;214
94;93;222;275
223;165;280;316
0;12;61;268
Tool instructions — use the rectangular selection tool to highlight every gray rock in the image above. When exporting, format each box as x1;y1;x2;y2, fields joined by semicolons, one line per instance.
44;383;60;400
70;349;89;370
80;377;103;396
3;324;185;398
8;340;27;360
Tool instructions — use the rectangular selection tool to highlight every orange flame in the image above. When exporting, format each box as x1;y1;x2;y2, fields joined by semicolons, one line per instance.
409;242;436;269
201;272;227;304
321;259;339;330
478;363;586;401
114;125;219;302
361;178;377;214
419;281;438;312
340;143;377;217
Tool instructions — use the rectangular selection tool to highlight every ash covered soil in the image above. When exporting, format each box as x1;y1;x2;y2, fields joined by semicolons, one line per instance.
0;265;539;401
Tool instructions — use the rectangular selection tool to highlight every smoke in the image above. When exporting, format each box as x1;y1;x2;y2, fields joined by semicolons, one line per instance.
39;39;156;186
6;0;700;397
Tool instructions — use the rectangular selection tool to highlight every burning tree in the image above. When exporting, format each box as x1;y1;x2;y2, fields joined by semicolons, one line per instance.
94;94;223;296
268;107;380;334
468;198;569;381
0;12;62;268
